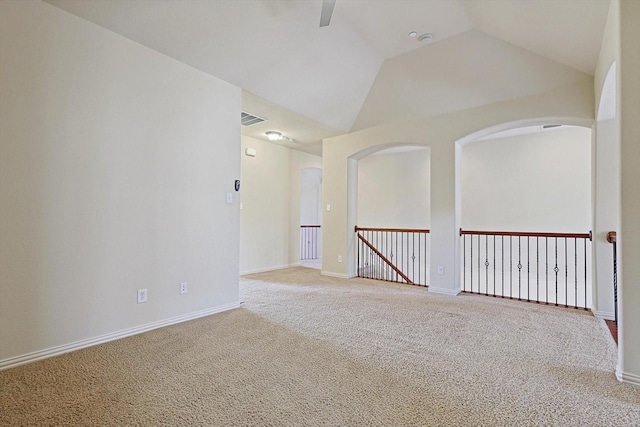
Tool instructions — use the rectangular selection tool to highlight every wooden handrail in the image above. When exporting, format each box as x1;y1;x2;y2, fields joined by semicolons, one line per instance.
300;225;321;228
607;231;617;244
356;233;413;284
460;228;592;241
355;226;430;233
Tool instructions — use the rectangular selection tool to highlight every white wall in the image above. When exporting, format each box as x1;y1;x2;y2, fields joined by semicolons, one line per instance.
357;149;430;229
240;136;322;274
462;126;592;232
619;0;640;386
240;136;291;274
323;80;594;291
0;0;241;367
594;116;619;320
593;0;622;327
300;168;322;225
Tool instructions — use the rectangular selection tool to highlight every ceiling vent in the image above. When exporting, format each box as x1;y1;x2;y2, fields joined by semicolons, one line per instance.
241;111;266;127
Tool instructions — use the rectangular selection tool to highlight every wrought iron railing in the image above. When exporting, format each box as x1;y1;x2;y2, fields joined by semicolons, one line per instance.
355;226;430;286
607;231;618;323
300;225;321;260
460;229;592;310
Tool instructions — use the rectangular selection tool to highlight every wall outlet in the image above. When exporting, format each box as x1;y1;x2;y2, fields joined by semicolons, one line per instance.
137;288;148;304
437;265;445;275
180;282;188;295
338;255;343;263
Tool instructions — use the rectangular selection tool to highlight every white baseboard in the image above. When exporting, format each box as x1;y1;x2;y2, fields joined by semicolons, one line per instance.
617;369;640;387
0;301;240;372
428;286;461;296
594;310;615;320
321;270;353;279
240;264;298;276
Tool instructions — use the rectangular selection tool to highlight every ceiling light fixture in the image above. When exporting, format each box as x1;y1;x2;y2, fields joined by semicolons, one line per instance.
418;33;433;42
409;31;417;38
265;131;282;141
265;131;297;143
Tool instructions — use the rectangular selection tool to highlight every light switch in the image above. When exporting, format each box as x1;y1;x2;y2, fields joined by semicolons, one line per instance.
326;204;331;211
226;192;233;204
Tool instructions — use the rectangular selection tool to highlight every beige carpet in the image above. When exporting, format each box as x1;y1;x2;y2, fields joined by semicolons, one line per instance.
1;267;639;426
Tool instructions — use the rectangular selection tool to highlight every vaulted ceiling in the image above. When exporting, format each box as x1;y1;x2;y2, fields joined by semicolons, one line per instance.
46;0;610;155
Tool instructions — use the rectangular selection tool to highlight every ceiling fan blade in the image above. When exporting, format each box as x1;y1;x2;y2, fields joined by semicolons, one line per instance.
319;0;336;27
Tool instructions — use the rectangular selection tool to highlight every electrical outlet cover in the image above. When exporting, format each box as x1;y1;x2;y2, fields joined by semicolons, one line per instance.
137;289;148;304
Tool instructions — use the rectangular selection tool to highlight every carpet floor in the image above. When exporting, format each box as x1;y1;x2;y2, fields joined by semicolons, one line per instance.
1;267;639;426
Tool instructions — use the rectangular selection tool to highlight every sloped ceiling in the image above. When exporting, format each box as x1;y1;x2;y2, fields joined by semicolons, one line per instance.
352;30;593;131
45;0;610;155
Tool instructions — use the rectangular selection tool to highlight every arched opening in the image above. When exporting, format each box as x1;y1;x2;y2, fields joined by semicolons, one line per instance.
347;144;431;285
456;120;593;308
300;167;322;269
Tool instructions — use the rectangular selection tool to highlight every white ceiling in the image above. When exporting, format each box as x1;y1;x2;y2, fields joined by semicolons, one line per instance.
45;0;610;155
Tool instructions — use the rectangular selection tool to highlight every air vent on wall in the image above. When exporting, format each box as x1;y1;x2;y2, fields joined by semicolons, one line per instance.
541;124;562;129
241;111;266;127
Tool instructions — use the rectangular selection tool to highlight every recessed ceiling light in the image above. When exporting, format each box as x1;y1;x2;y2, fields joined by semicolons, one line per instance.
418;33;433;42
409;31;417;38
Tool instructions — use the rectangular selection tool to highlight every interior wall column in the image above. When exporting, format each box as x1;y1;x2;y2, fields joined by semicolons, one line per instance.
428;141;460;295
618;0;640;386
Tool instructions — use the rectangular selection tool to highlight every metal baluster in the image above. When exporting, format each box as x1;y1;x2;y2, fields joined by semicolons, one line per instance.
545;237;549;305
403;233;411;284
574;237;578;309
478;234;481;293
554;237;559;306
501;235;504;298
485;235;489;296
463;234;467;291
493;235;496;296
367;230;371;279
357;229;360;277
395;232;398;282
412;232;416;284
564;237;568;308
518;236;522;300
382;231;385;281
613;239;618;323
418;232;421;286
583;237;588;310
470;234;474;293
509;236;513;298
536;237;539;303
527;236;530;302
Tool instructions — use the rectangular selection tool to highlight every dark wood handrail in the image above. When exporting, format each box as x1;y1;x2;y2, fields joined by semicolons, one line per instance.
355;226;430;233
607;231;617;243
460;228;592;241
300;225;321;228
356;233;413;284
